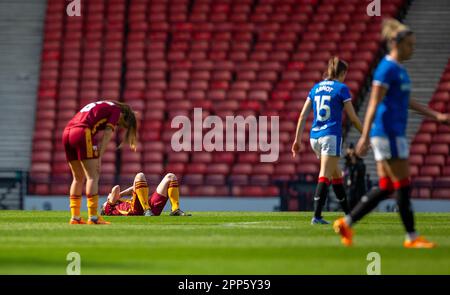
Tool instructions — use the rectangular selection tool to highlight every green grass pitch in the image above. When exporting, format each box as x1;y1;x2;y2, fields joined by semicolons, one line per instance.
0;211;449;274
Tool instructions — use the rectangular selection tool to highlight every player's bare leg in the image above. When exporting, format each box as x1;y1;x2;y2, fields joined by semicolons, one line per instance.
156;173;191;216
81;158;109;224
68;160;86;224
100;185;120;215
108;185;121;204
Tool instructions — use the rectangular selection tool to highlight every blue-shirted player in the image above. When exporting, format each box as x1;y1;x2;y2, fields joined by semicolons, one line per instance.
334;19;450;248
292;57;363;225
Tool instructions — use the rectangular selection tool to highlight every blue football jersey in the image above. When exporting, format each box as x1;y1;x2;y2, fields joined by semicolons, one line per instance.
370;56;411;138
308;80;352;139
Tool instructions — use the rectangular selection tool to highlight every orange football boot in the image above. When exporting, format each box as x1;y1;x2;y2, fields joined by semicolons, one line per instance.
333;218;353;247
404;236;436;249
69;218;86;224
87;216;111;225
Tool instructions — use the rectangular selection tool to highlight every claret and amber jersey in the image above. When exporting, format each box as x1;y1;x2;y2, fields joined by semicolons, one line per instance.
102;191;168;216
65;101;122;135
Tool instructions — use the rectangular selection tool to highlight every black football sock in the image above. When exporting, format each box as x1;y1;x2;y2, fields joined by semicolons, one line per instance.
332;178;350;215
313;177;330;219
348;177;393;226
348;188;391;226
394;180;415;234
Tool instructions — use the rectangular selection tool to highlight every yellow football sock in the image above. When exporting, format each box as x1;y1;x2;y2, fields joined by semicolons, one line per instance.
134;181;150;211
87;194;99;218
69;195;81;219
168;180;180;212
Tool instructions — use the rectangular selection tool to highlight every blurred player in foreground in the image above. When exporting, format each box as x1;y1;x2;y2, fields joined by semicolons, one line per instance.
101;172;191;217
292;57;363;225
64;100;138;224
334;19;450;248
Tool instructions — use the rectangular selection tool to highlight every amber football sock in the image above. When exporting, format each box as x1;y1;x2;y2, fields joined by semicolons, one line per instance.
135;181;150;211
69;195;81;219
87;194;99;219
168;180;180;212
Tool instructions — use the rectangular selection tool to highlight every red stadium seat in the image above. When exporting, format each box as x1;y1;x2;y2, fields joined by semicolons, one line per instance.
424;155;445;166
167;152;189;163
165;163;185;174
229;174;249;185
121;162;143;175
206;164;230;174
183;174;204;185
420;166;441;177
186;163;207;174
410;144;428;155
411;188;431;199
429;144;449;155
442;167;450;176
409;154;423;166
252;164;274;175
432;189;450;199
237;153;259;164
414;133;432;143
297;164;319;175
32;0;408;197
410;165;419;178
204;174;226;185
434;177;450;187
212;152;234;164
142;163;163;175
191;152;212;163
250;174;270;185
274;164;296;175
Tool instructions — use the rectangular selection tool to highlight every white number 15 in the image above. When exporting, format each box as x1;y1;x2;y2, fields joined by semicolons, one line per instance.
314;95;331;122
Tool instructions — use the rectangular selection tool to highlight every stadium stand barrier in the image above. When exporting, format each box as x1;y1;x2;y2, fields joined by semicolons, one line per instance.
0;170;26;210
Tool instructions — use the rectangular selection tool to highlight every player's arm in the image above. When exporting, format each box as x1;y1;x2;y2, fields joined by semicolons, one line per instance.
97;126;114;158
356;85;387;156
292;98;312;158
409;99;450;124
119;186;134;197
343;101;363;133
107;185;121;205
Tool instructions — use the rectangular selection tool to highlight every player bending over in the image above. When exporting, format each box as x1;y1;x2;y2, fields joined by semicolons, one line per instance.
65;100;138;225
101;172;191;216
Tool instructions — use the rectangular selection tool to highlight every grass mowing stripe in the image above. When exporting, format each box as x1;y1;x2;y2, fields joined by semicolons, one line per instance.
0;211;448;274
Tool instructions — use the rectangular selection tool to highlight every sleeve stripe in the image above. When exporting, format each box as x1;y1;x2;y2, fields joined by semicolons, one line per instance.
106;123;115;130
373;80;390;89
343;97;352;102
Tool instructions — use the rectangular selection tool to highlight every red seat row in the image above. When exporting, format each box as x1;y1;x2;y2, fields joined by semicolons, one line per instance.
30;0;408;197
410;59;450;196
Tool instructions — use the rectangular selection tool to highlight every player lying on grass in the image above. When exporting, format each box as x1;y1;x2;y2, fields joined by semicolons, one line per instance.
101;172;191;216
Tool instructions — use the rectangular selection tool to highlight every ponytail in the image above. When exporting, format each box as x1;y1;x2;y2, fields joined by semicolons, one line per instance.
324;56;348;80
111;101;138;151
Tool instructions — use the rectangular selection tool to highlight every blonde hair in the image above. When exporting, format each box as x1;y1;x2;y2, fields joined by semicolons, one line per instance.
111;101;138;151
382;18;411;42
324;56;348;80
